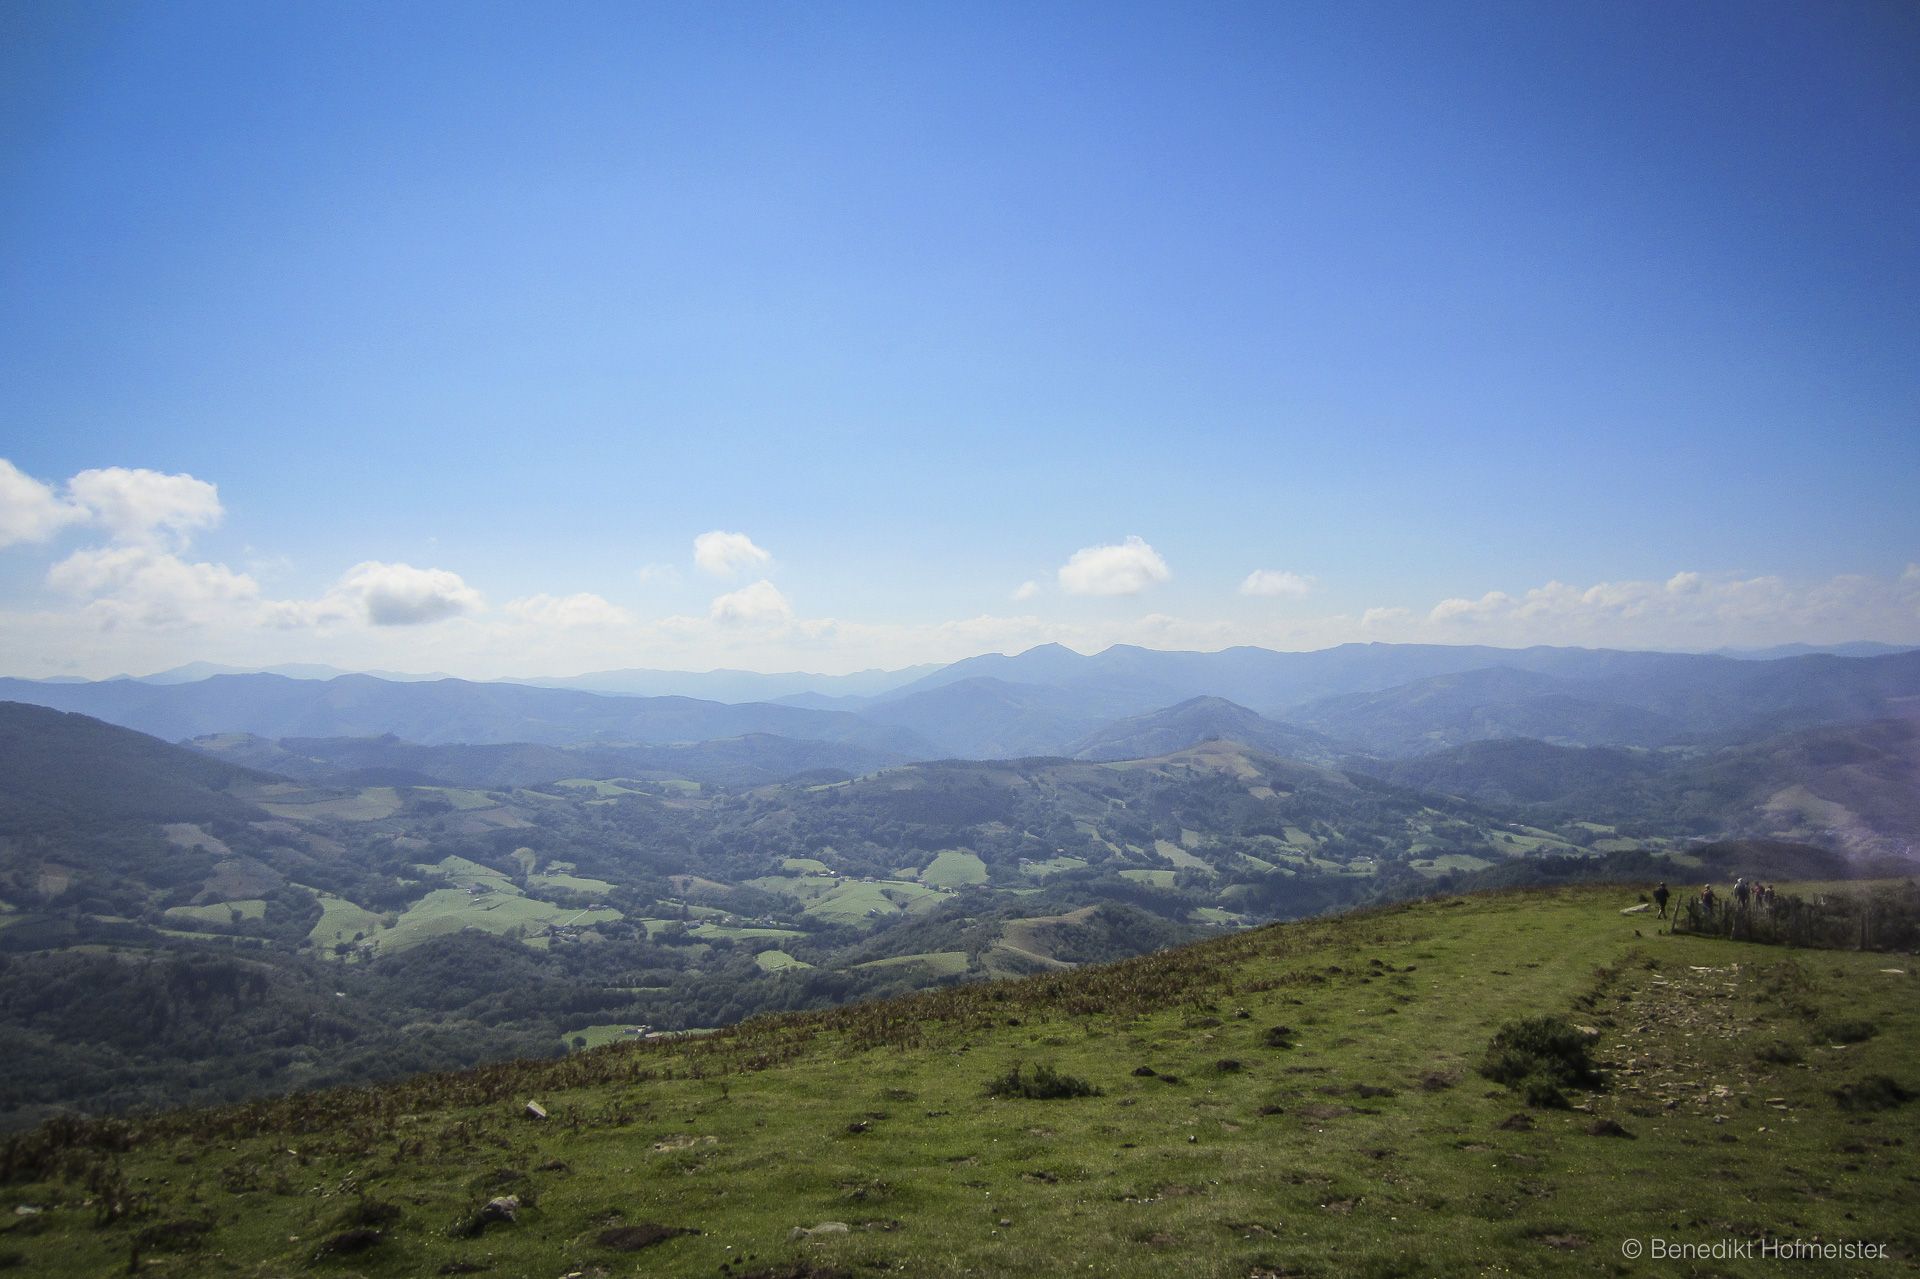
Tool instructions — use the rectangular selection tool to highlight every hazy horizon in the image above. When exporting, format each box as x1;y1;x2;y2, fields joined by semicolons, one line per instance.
5;635;1917;689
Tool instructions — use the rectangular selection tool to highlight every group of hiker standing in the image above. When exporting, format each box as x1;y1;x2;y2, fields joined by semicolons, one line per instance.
1651;877;1778;919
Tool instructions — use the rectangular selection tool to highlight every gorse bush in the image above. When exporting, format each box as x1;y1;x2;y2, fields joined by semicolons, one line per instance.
1479;1015;1603;1108
1829;1076;1914;1112
982;1061;1101;1100
1818;1019;1878;1045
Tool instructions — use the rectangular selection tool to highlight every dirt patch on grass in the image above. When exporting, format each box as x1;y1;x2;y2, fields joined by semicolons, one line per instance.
598;1222;695;1251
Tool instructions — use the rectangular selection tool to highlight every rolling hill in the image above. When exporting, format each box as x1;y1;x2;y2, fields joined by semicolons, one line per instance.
0;701;271;830
187;731;901;788
1065;695;1347;765
1363;716;1920;861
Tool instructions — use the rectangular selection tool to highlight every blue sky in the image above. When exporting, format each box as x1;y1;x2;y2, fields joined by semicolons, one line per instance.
2;0;1916;677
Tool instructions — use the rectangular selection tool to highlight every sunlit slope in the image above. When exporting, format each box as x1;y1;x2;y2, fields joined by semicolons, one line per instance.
4;885;1914;1277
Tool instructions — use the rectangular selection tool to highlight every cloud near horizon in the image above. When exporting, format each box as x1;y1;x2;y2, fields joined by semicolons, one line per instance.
709;579;793;626
332;562;484;627
46;544;260;628
1414;567;1920;647
1058;536;1171;596
4;562;1917;680
4;455;1917;676
505;592;633;628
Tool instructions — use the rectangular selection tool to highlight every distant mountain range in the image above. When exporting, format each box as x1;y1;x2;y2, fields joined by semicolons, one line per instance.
0;673;937;757
19;639;1908;701
4;642;1918;772
21;660;941;701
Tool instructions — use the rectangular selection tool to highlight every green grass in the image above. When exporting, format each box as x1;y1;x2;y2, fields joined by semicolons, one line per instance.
1409;853;1496;876
306;892;388;951
1020;855;1089;877
754;949;814;972
562;1023;647;1051
415;786;501;810
7;885;1917;1278
159;898;267;925
553;778;647;797
689;923;806;942
1118;868;1176;888
781;857;833;873
1153;839;1214;874
423;854;513;886
375;888;622;953
529;872;616;895
920;849;989;888
744;874;839;902
151;928;245;944
801;879;946;925
256;786;402;822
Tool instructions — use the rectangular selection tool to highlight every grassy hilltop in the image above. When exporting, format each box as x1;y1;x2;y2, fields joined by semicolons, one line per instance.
2;884;1916;1277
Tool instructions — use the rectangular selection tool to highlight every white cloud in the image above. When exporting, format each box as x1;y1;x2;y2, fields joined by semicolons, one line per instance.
1240;569;1314;598
46;545;259;627
1416;569;1920;647
710;579;793;626
1362;606;1411;630
66;467;222;546
334;561;483;626
693;530;772;577
505;592;633;628
1012;580;1041;602
1058;536;1171;596
636;562;682;587
0;459;87;547
1429;591;1511;623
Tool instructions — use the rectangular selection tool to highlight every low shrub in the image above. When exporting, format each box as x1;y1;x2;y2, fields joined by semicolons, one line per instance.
983;1061;1102;1100
1817;1019;1878;1045
1479;1015;1603;1108
1830;1076;1913;1112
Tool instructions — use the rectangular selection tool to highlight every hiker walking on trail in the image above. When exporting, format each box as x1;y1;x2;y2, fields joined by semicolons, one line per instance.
1653;881;1670;919
1700;884;1716;913
1734;878;1751;911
